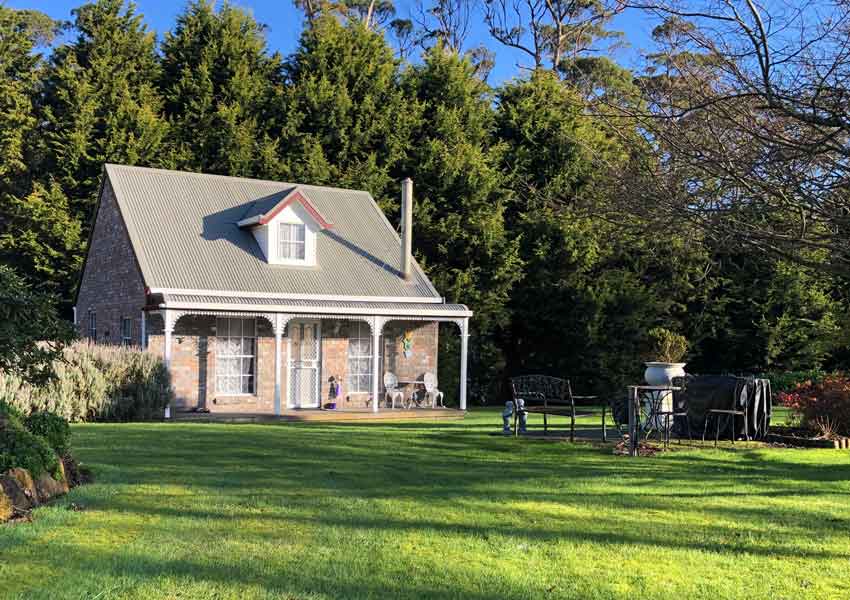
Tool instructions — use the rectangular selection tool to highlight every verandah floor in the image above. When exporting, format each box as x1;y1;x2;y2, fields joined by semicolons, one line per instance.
172;407;466;423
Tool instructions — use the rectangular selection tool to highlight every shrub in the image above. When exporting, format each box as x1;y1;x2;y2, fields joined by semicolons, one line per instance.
778;374;850;437
645;328;688;363
0;422;60;479
0;400;24;427
24;411;71;455
759;369;826;394
0;341;173;422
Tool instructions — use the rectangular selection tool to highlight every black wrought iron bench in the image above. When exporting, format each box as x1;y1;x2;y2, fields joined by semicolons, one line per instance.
510;375;601;442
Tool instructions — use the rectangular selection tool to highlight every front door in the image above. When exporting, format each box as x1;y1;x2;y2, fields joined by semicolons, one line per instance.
288;320;321;408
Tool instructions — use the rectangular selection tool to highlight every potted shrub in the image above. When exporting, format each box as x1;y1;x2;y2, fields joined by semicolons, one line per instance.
644;327;688;387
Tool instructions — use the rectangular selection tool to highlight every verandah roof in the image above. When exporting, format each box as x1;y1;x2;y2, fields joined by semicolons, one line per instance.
158;292;472;319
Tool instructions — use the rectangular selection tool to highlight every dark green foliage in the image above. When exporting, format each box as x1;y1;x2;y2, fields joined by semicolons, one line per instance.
0;265;74;386
41;0;169;221
0;400;25;428
0;420;60;479
0;1;848;401
759;370;826;395
24;412;71;455
278;15;417;205
160;0;281;177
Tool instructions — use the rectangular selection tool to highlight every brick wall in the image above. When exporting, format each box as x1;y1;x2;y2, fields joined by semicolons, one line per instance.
383;320;439;406
75;178;146;345
148;315;440;413
324;319;439;409
147;315;281;413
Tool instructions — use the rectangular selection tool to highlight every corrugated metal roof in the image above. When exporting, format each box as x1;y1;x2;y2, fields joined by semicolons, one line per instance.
162;293;471;317
105;164;440;300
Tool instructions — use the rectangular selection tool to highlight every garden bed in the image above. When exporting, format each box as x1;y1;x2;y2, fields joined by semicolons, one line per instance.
766;426;850;449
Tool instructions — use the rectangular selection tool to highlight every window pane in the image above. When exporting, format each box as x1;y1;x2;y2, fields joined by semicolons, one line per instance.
244;318;256;337
216;318;257;394
243;357;255;377
226;358;238;376
296;242;305;260
295;224;305;242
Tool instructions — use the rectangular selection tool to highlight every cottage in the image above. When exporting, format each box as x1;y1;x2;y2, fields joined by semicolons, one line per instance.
74;165;471;414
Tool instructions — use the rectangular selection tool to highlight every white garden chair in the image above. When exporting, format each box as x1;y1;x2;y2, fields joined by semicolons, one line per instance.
383;372;406;409
423;373;444;408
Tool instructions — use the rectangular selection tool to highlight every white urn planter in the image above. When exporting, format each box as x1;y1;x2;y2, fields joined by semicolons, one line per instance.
644;362;687;387
643;362;686;428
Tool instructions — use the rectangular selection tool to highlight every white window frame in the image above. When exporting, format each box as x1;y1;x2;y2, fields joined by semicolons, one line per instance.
278;223;306;261
216;317;257;395
88;311;96;341
347;322;374;394
121;316;133;346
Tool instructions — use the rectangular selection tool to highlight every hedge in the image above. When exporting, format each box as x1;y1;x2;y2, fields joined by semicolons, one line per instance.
0;341;173;422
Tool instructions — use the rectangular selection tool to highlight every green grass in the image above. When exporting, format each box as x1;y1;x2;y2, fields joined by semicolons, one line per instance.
2;408;849;600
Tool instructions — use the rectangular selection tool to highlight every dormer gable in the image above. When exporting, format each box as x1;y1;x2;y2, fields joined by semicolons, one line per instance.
237;188;333;267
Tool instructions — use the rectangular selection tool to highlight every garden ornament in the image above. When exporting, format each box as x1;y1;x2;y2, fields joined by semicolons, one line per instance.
502;401;514;434
517;398;528;433
402;331;413;358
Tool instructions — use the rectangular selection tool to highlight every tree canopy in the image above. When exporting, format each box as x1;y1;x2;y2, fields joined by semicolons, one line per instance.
1;0;849;399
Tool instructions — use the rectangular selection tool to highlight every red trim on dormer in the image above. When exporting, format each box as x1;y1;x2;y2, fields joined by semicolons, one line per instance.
258;189;334;229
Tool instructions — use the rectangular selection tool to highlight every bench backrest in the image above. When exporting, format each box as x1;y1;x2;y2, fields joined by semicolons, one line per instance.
510;375;573;408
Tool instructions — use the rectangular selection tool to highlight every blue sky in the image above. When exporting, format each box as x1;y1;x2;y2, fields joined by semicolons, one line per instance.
11;0;662;84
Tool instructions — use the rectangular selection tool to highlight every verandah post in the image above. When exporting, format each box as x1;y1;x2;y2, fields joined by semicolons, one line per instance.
459;318;469;411
274;314;284;416
371;317;383;413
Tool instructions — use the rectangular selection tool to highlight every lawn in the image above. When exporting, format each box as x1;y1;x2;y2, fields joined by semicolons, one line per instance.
2;408;849;600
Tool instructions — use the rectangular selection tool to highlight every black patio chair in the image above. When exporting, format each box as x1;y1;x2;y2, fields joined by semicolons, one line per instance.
703;377;750;446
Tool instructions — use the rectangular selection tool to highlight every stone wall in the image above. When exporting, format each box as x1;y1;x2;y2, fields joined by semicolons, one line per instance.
75;179;146;345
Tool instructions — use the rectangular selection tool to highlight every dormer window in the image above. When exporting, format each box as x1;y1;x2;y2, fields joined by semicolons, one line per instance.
237;187;333;268
279;223;306;261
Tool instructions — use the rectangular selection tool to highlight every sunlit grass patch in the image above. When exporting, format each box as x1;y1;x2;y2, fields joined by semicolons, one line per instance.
1;408;848;599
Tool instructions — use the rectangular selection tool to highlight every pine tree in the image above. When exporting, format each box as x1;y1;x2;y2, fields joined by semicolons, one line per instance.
401;44;522;401
160;0;282;177
495;71;664;390
0;7;81;298
40;0;169;222
278;15;417;207
402;44;521;334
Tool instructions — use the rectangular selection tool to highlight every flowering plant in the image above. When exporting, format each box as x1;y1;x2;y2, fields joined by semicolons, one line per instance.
778;374;850;438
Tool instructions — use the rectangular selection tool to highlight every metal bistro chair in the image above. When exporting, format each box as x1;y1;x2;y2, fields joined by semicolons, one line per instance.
665;376;692;447
703;377;750;446
423;372;445;408
383;372;406;409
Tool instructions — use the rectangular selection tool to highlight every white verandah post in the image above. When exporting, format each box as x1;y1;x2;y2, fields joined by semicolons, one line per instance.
273;314;284;416
371;316;383;413
162;310;176;420
140;310;147;349
459;317;469;411
163;310;174;370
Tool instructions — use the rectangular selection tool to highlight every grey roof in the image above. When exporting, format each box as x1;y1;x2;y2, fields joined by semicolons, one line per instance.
237;187;296;221
162;293;471;318
105;164;441;300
